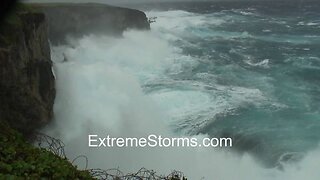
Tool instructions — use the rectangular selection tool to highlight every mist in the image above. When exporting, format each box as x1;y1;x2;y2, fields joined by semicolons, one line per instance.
47;30;320;180
33;0;320;179
45;7;320;177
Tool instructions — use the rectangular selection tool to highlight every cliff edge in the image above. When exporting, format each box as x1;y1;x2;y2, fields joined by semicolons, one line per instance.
0;6;55;136
33;3;151;45
0;3;150;136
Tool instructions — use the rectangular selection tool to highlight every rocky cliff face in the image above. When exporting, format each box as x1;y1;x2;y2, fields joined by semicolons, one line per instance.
0;3;150;136
34;3;150;44
0;10;55;136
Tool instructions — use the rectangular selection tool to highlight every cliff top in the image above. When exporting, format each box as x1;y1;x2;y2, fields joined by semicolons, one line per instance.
0;3;38;47
28;2;138;12
28;2;150;45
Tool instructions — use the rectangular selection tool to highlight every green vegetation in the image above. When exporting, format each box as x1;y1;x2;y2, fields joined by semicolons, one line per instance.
5;3;36;24
0;3;37;46
0;3;187;179
0;122;94;179
2;3;36;28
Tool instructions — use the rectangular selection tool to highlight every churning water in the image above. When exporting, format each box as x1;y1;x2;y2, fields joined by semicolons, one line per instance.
47;2;320;179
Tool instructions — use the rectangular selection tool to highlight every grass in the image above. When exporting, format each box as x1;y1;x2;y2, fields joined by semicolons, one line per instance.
0;121;94;179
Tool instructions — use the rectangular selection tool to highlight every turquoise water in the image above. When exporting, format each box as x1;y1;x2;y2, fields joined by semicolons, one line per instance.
49;2;320;179
145;2;320;166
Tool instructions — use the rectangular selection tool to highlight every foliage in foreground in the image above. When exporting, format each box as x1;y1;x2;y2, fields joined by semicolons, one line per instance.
0;122;93;179
0;122;189;180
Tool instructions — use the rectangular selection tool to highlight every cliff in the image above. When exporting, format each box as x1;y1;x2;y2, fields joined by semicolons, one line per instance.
0;6;55;136
0;3;150;136
0;3;159;179
32;3;151;45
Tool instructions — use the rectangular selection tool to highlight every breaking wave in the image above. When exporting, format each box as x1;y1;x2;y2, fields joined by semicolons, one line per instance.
46;9;320;179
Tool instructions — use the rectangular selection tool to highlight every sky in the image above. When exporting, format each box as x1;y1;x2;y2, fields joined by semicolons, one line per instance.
24;0;308;5
23;0;200;6
24;0;221;3
22;0;237;6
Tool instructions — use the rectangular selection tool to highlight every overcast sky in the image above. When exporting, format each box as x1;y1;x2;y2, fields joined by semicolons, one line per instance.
24;0;304;5
23;0;317;7
24;0;217;3
22;0;222;7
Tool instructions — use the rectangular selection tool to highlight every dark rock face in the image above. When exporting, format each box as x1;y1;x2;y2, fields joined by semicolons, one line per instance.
0;12;55;136
0;3;149;136
35;3;151;45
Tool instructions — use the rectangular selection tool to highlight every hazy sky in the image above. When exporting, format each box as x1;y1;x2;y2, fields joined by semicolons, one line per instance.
23;0;317;6
24;0;298;5
24;0;220;3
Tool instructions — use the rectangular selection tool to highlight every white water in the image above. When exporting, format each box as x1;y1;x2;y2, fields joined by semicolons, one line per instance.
46;10;320;180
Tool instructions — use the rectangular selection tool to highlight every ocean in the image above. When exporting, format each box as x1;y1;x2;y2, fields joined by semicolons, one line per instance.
47;1;320;179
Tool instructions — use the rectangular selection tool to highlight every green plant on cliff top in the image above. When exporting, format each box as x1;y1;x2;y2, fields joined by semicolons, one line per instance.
0;3;37;46
0;122;94;179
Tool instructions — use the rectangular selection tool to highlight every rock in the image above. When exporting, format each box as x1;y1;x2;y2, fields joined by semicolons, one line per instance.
33;3;151;45
0;9;55;136
0;3;150;136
